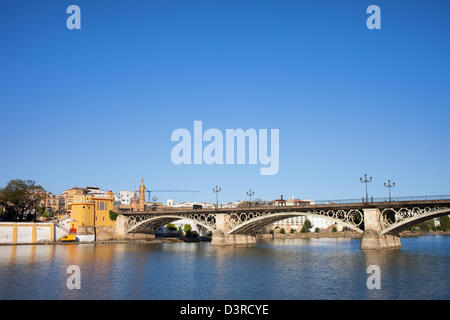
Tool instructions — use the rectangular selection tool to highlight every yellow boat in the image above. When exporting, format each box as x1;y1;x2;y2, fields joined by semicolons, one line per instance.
61;234;77;242
61;225;78;242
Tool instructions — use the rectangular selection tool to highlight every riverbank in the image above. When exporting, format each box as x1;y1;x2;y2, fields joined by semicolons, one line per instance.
1;231;449;246
261;231;362;239
262;230;450;240
399;230;450;237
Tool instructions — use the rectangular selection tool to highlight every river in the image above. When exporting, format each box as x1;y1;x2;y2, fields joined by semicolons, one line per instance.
0;236;449;299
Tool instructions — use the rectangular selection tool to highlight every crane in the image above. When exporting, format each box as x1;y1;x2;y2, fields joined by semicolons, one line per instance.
146;189;199;202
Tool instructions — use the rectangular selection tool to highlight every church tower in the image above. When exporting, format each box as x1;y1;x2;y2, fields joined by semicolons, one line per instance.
138;178;146;212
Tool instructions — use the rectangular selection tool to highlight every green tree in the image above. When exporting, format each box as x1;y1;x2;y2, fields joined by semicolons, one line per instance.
301;219;313;233
332;226;337;232
439;215;450;231
184;224;192;233
279;228;286;234
109;210;118;221
0;179;45;221
178;226;183;233
290;228;295;234
315;227;320;233
416;220;434;232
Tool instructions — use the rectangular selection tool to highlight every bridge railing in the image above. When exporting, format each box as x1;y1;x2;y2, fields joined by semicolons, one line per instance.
312;195;450;205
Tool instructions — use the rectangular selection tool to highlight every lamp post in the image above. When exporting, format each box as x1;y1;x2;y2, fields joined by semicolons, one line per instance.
212;186;222;209
152;196;158;202
360;174;373;204
246;189;255;207
384;180;395;202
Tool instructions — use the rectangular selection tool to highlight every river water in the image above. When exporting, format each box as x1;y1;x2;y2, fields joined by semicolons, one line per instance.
0;236;449;299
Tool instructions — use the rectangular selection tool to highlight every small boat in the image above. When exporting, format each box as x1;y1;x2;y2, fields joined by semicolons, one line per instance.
61;234;77;242
61;225;78;242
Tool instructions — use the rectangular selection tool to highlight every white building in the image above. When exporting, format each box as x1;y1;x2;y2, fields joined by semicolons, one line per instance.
156;219;204;235
114;190;134;205
308;216;335;230
272;215;335;231
166;200;215;209
273;215;307;230
85;186;109;198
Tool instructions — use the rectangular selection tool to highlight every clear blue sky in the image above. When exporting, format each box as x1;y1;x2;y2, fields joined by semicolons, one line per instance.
1;0;449;203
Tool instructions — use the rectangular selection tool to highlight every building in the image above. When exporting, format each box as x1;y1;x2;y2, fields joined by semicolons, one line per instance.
273;215;307;231
166;200;215;209
308;216;335;230
271;215;335;232
59;187;86;215
156;219;203;235
43;192;60;216
114;190;134;205
70;190;115;232
60;186;112;216
274;195;287;206
138;178;146;211
85;186;108;198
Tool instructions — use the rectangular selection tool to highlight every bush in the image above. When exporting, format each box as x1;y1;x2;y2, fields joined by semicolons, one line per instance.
185;230;198;238
166;223;177;231
109;210;118;221
417;221;433;232
290;228;295;234
314;227;320;233
280;228;286;234
439;215;450;231
332;226;337;232
269;230;274;235
301;219;312;233
184;224;192;233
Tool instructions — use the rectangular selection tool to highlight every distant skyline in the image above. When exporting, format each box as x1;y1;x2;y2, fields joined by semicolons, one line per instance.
1;0;450;203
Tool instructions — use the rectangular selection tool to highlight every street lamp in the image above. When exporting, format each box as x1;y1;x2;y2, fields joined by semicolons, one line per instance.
360;174;373;203
212;186;222;209
152;196;158;202
246;189;255;207
384;180;395;202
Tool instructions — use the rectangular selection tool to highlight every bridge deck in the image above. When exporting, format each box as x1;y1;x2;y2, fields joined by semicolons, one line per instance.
122;199;450;216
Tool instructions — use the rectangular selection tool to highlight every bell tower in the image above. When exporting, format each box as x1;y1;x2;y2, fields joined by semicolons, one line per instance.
138;178;146;211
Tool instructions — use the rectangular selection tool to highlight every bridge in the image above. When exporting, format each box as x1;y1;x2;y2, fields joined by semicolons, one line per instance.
113;196;450;250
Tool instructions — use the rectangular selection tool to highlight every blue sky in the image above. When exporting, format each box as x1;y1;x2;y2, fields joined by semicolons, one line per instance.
1;0;449;203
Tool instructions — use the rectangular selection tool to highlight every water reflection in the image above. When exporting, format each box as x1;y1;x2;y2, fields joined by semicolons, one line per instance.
0;236;448;299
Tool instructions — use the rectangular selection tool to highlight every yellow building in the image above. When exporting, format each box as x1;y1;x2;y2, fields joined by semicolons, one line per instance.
70;190;115;231
60;187;86;215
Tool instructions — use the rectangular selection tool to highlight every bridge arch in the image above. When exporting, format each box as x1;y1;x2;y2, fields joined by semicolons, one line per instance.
227;211;364;235
126;214;216;234
380;207;450;235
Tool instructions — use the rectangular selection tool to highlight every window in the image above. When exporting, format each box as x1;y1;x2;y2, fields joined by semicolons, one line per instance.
98;202;106;211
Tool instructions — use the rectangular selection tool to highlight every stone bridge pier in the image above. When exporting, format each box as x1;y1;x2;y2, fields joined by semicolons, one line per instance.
113;215;156;240
360;208;401;250
211;213;256;246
